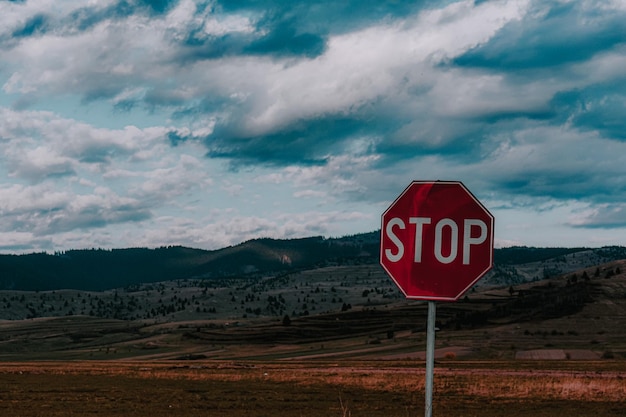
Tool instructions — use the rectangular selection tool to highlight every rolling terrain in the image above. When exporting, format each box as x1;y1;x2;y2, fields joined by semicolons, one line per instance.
2;232;624;292
1;237;625;416
0;241;624;361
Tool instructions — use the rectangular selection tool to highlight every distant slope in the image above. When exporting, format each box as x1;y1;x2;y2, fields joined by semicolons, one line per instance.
0;233;380;291
0;231;624;291
494;246;588;264
1;259;624;360
483;246;626;286
189;233;379;278
0;247;211;291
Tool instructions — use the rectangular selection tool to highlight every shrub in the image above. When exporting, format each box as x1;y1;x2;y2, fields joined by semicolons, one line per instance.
602;350;615;359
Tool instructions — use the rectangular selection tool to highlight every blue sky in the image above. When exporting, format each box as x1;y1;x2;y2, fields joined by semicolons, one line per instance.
1;0;625;253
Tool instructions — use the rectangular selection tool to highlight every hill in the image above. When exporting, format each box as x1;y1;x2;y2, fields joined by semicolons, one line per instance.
0;231;624;291
0;233;379;291
0;258;624;361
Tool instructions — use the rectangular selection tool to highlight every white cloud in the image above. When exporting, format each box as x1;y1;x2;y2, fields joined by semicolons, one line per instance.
133;153;212;203
0;183;69;214
0;182;150;236
573;45;626;83
1;0;531;139
293;190;327;199
568;203;626;228
0;108;169;176
2;12;155;96
128;209;374;250
256;154;380;198
0;106;216;240
6;146;75;181
233;0;530;137
1;0;625;252
220;181;244;197
427;69;558;117
0;0;256;102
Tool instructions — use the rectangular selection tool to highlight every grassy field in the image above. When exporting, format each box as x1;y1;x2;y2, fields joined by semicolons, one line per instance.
1;260;625;415
1;360;624;416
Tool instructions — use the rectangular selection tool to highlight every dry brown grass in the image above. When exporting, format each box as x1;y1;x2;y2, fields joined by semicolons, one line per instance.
1;360;624;416
438;369;626;401
5;360;623;401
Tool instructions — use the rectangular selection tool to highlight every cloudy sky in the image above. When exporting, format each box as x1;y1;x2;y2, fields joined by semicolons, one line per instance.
1;0;625;253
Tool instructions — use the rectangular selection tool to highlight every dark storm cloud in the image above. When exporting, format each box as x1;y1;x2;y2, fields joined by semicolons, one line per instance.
220;0;434;34
243;17;326;58
167;129;191;147
92;0;179;19
471;120;626;208
550;85;626;141
205;116;378;166
175;0;437;61
136;0;179;15
177;14;326;61
5;1;179;41
453;2;626;70
44;202;152;234
178;32;250;61
11;13;49;38
442;0;626;148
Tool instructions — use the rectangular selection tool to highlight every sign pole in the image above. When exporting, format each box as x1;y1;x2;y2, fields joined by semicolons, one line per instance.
380;181;494;417
425;301;436;417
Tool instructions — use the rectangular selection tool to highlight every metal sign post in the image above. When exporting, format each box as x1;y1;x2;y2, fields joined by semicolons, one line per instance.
380;180;494;417
425;301;436;417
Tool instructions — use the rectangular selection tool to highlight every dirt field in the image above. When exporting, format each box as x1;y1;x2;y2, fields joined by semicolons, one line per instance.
1;360;624;417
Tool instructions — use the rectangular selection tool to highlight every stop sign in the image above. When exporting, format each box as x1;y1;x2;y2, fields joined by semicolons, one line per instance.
380;181;494;301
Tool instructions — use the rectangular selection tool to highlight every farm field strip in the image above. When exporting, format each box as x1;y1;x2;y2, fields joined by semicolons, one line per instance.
1;360;625;399
1;361;625;416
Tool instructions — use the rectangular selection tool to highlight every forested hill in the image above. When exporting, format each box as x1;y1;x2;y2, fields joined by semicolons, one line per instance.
0;232;624;291
0;233;380;291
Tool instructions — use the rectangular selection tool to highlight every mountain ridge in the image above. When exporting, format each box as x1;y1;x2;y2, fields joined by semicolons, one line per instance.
0;231;624;291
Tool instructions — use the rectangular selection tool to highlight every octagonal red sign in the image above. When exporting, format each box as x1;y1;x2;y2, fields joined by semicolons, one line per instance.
380;181;494;301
